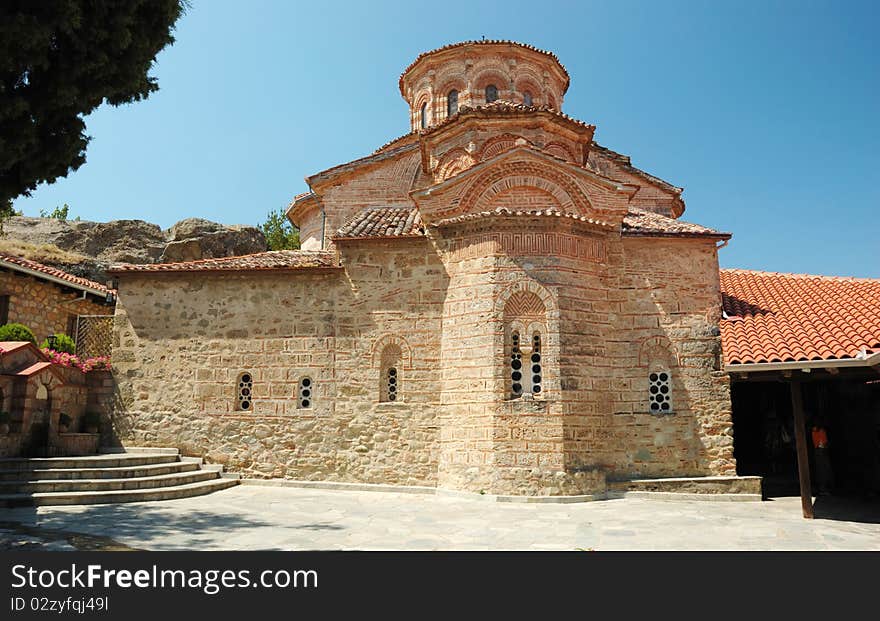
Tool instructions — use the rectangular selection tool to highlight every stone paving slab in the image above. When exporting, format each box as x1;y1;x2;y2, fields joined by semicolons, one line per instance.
2;486;879;551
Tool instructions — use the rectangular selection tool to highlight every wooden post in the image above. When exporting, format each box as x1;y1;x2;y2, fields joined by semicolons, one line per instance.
789;381;814;519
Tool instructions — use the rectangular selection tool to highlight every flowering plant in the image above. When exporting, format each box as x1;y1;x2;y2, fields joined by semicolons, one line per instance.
41;349;112;373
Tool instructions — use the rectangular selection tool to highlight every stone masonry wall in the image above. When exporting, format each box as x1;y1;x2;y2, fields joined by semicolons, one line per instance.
0;270;109;342
111;240;445;484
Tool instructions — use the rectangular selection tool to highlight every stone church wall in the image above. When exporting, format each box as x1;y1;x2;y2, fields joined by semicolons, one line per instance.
110;239;445;484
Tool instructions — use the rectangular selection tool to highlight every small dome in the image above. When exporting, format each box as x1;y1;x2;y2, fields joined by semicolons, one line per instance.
399;41;570;132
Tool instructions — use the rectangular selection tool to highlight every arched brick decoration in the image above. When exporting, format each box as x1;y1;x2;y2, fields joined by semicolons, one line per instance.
543;142;576;163
473;68;511;93
479;134;528;161
486;186;562;212
502;290;546;320
371;334;413;368
637;335;680;368
494;280;558;316
514;75;543;104
437;148;476;181
458;160;593;216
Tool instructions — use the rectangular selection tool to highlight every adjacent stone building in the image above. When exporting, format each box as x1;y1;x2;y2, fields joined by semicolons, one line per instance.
0;253;114;347
108;41;742;497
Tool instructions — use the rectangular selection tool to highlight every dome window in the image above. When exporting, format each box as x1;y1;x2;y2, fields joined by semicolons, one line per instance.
447;89;458;117
420;102;428;129
485;84;498;103
523;91;533;106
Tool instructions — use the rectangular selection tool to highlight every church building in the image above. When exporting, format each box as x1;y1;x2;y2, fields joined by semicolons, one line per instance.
107;41;751;498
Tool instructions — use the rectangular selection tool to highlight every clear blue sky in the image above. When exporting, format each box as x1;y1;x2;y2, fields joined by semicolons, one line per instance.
12;0;879;277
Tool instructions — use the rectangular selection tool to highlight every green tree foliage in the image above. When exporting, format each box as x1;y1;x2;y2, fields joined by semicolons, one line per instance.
40;333;76;354
0;1;185;212
260;207;301;251
0;322;37;345
40;203;70;220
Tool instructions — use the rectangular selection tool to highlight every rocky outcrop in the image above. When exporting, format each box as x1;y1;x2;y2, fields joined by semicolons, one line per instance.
161;219;266;263
1;216;267;283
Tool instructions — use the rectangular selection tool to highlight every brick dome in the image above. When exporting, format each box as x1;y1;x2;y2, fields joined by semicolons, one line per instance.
399;40;570;132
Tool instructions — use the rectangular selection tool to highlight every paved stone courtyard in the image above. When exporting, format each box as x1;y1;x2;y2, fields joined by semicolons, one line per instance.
3;485;879;551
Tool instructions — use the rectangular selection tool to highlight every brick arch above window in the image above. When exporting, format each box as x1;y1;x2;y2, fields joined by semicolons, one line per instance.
370;334;413;368
495;280;557;317
637;335;680;368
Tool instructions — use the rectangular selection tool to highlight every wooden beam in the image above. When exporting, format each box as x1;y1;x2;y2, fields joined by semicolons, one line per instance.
789;381;814;519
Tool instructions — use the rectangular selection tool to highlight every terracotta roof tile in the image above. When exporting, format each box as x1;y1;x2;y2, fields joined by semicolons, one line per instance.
108;250;339;274
622;207;730;239
334;206;425;239
0;253;110;295
431;208;614;229
720;269;880;365
400;40;570;95
423;101;595;137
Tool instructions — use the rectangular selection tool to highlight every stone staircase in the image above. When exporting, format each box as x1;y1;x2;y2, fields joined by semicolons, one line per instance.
0;448;239;507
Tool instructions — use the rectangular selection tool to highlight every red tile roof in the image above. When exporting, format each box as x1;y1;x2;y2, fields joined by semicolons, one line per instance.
108;250;339;274
0;253;110;295
431;207;614;229
423;101;595;138
720;269;880;365
622;208;730;239
334;206;425;239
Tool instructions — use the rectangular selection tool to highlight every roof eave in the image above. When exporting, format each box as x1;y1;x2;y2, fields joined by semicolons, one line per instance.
0;258;109;299
725;351;880;373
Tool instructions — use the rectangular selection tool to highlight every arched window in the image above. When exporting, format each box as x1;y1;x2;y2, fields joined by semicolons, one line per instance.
503;291;547;399
236;372;253;411
523;91;533;106
510;331;523;398
485;84;498;103
648;370;672;413
447;89;458;117
380;344;402;402
530;333;542;394
298;377;313;409
420;102;428;129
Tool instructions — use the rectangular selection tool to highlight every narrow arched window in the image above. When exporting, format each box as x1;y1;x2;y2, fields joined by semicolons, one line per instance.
530;333;542;394
420;102;427;129
298;377;313;409
236;372;253;411
523;91;533;106
648;370;672;413
510;331;523;398
485;84;498;103
380;344;403;402
447;90;458;116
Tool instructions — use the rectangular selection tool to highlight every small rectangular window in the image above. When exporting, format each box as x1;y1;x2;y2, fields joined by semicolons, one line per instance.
0;295;9;325
649;370;672;413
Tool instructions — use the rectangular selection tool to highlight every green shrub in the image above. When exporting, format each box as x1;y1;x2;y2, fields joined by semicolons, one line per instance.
0;323;36;345
40;333;76;354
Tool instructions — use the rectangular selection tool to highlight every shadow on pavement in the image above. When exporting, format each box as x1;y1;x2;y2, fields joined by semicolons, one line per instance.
813;496;880;524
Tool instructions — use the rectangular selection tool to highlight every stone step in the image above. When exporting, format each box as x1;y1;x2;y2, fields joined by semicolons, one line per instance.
0;460;200;481
0;477;239;507
0;453;180;472
99;447;181;456
0;469;220;494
